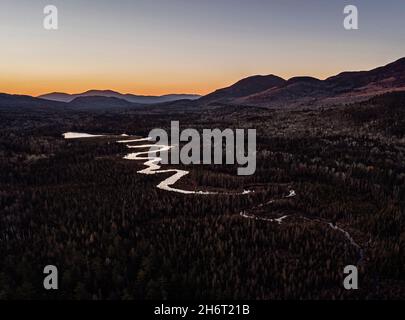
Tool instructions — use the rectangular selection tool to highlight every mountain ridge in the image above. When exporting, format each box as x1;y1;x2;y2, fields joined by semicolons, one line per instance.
38;90;201;104
198;75;286;105
2;57;405;110
199;57;405;108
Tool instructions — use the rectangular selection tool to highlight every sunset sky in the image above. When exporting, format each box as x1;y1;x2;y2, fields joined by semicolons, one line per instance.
1;0;404;96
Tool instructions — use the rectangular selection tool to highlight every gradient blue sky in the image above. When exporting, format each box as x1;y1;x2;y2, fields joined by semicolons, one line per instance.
0;0;404;95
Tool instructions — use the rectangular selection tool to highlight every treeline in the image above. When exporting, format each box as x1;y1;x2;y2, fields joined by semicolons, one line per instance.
0;93;404;299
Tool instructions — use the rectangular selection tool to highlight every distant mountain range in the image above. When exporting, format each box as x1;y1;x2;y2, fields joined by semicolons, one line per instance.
199;57;405;108
0;92;201;111
197;75;285;105
0;93;64;109
1;57;405;110
38;90;201;104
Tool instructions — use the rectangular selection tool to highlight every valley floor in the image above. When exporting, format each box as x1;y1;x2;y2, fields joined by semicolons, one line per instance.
0;93;404;299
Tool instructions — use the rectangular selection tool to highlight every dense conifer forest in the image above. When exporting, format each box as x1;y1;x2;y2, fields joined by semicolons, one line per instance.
0;92;404;299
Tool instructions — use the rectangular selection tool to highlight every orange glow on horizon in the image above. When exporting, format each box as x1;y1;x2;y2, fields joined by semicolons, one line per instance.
1;0;403;99
0;70;338;97
0;83;217;97
0;72;231;97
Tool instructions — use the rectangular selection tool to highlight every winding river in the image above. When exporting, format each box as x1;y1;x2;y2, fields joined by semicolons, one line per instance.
240;189;364;264
64;132;250;195
64;132;364;264
118;138;214;194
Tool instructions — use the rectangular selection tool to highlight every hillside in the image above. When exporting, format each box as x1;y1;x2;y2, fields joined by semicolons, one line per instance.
199;57;405;108
39;90;201;104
